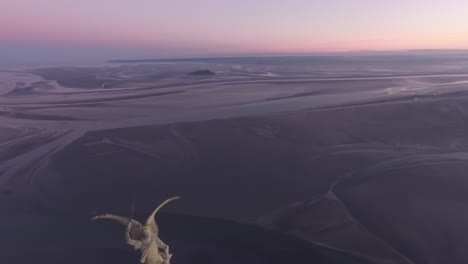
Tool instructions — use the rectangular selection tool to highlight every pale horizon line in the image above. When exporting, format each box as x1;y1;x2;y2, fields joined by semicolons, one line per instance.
108;48;468;62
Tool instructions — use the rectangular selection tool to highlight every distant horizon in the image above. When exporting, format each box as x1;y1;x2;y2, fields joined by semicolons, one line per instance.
3;48;468;70
2;0;468;67
109;48;468;61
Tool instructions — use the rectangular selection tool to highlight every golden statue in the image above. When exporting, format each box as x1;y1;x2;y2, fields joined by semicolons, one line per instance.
92;197;181;264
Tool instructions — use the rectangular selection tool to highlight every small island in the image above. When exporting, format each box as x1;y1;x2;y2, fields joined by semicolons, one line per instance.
188;70;215;76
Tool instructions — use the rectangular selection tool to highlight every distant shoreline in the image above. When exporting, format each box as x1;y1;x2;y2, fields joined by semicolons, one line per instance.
108;49;468;63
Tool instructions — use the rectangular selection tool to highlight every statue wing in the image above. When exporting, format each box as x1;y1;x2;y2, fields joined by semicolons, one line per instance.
92;214;144;240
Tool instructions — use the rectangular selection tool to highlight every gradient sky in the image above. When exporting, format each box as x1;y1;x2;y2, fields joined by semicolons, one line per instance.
1;0;468;64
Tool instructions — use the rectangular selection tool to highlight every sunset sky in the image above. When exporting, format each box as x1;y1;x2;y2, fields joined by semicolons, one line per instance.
2;0;468;65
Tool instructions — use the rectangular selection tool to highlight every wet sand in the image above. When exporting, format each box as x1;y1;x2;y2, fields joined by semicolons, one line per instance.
2;54;468;263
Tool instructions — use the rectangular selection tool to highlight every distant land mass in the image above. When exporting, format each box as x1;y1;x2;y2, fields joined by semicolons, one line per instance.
108;50;468;64
188;70;215;76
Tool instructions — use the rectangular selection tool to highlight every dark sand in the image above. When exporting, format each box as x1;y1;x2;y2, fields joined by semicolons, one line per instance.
50;94;468;264
2;54;468;263
2;212;377;264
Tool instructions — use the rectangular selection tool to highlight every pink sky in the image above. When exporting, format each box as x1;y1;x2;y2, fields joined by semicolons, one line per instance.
1;0;468;61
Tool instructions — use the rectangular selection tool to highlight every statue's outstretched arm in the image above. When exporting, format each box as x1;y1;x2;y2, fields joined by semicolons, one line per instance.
92;214;144;249
92;214;142;226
